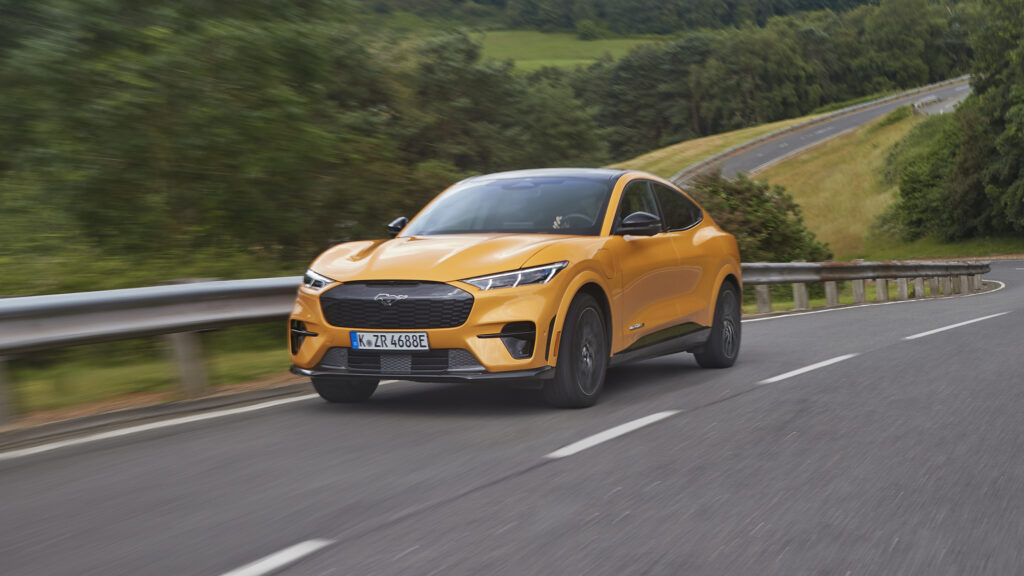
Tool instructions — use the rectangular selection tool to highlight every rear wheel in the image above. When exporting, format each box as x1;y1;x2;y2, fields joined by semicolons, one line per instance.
311;376;379;403
694;282;741;368
543;294;608;408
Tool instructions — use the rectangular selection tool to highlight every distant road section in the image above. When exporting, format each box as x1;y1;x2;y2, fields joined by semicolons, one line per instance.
720;80;971;177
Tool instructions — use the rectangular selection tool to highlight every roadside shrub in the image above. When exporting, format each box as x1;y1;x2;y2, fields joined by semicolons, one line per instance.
687;172;833;262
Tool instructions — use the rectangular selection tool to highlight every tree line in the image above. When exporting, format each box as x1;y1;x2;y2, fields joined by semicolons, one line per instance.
886;0;1023;242
0;0;972;294
367;0;875;35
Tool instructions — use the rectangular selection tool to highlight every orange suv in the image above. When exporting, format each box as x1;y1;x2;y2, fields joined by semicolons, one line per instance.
290;168;741;408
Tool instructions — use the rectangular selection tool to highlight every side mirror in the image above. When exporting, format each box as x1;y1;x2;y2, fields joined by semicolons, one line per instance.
617;211;662;236
386;216;408;237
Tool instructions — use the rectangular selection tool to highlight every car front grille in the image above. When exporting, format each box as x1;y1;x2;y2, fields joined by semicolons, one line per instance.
320;282;473;329
317;347;483;375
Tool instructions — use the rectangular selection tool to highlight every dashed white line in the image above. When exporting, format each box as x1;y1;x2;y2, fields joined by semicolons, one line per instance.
903;312;1010;341
758;354;860;385
0;394;319;462
545;411;679;459
220;539;334;576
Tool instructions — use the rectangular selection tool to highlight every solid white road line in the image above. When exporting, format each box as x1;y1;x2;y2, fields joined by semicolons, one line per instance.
545;411;679;459
758;354;860;385
903;312;1010;341
0;394;319;462
220;539;334;576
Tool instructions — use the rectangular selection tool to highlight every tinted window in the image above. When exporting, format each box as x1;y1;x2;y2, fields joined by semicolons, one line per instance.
616;180;660;227
402;176;613;236
653;183;703;231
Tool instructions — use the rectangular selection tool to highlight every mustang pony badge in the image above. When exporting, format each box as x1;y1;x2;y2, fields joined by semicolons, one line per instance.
374;293;408;307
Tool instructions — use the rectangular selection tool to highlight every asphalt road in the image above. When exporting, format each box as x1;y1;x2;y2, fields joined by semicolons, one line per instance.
721;80;972;177
1;261;1022;575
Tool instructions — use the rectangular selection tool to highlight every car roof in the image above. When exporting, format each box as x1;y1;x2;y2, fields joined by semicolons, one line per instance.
461;168;628;183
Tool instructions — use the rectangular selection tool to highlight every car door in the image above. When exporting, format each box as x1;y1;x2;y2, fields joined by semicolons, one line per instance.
651;182;714;324
605;179;682;349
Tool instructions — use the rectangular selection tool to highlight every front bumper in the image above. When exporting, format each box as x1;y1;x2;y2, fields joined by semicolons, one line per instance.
290;364;554;384
289;277;566;378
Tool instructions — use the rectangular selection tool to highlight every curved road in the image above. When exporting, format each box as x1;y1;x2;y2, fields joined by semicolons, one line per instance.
1;261;1022;575
722;80;972;177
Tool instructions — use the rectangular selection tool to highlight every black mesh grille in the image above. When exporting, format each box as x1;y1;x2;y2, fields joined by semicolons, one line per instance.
345;349;471;374
320;282;473;329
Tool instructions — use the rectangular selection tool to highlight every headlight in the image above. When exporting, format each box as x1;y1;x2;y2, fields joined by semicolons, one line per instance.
302;269;335;291
462;262;568;291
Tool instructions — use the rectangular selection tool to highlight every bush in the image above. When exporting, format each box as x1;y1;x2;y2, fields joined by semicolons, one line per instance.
687;172;833;262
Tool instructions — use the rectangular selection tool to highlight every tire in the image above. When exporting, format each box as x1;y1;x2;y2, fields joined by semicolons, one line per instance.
311;376;379;403
543;294;608;408
694;282;741;369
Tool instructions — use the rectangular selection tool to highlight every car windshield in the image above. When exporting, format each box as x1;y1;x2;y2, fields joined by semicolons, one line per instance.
401;175;614;236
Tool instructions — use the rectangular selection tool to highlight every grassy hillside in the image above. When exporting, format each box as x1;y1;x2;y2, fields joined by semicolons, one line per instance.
755;111;924;258
756;110;1024;260
609;115;820;178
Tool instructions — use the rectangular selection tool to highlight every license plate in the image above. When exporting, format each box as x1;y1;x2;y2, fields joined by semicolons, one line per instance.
351;331;429;351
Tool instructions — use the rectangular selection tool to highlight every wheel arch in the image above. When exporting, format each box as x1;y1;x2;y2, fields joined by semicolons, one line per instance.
704;265;743;326
549;273;614;364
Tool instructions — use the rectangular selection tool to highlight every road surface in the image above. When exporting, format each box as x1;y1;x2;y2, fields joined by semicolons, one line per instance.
723;80;972;177
1;261;1021;575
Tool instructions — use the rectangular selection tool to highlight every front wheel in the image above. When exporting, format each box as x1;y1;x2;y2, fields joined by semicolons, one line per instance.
543;294;608;408
694;282;741;369
311;376;379;403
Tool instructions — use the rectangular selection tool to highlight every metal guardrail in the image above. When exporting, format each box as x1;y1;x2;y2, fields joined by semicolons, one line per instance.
742;260;990;314
0;260;991;425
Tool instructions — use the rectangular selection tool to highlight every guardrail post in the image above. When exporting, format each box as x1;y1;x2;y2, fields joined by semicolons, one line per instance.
928;278;939;297
755;285;772;314
942;276;952;296
914;278;925;298
793;283;809;310
824;281;839;307
875;279;889;302
974;273;983;290
0;357;11;427
852;279;866;304
166;332;208;398
959;275;970;294
896;278;909;300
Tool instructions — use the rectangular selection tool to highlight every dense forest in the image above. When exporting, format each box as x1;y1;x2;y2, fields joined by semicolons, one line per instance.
365;0;877;34
887;0;1024;242
0;0;980;294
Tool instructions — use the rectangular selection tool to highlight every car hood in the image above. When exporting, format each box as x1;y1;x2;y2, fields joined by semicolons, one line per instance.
311;234;571;283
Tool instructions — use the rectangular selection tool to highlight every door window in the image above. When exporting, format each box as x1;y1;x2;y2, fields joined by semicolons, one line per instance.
652;183;703;231
616;180;660;227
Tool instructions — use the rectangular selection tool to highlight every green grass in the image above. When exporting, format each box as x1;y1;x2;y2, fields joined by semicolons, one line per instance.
9;326;290;415
756;108;1024;261
609;115;822;178
477;30;655;70
742;277;948;315
755;109;925;259
860;235;1024;260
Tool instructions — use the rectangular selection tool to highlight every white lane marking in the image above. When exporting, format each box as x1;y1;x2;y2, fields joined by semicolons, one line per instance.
758;354;860;385
955;85;970;91
743;280;1007;324
221;539;334;576
0;394;319;462
1015;268;1024;270
903;312;1010;341
545;411;679;459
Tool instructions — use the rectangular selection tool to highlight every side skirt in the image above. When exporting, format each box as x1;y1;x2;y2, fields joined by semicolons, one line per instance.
609;326;710;368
